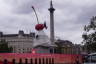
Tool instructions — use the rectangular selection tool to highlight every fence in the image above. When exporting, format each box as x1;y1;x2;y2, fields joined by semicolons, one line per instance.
0;53;82;64
1;58;54;64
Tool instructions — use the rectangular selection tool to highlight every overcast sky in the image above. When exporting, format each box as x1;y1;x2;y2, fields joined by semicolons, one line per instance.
0;0;96;44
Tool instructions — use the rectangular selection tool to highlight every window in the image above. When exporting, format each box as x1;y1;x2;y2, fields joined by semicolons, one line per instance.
91;55;96;62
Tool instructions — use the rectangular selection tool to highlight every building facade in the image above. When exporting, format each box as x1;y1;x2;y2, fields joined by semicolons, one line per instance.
0;30;82;54
0;30;35;53
55;40;82;54
0;30;51;53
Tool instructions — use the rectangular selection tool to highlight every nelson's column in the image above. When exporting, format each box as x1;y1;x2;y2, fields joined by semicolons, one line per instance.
48;0;55;44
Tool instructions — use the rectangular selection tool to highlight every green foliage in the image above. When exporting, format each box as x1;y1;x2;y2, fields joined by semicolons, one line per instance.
82;16;96;53
0;39;13;53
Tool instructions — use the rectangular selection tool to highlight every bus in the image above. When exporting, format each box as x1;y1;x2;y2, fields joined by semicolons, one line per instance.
83;53;96;64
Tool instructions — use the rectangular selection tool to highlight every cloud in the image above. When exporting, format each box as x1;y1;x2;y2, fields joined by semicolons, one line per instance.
0;0;96;44
4;0;48;14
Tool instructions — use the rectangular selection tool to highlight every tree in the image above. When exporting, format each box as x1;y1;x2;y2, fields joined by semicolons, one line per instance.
55;40;63;54
0;39;13;53
82;16;96;53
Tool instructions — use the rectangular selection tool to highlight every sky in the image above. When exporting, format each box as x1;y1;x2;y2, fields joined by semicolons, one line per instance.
0;0;96;44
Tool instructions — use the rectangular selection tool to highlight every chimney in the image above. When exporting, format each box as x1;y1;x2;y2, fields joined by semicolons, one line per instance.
30;32;35;38
0;32;3;37
18;30;24;36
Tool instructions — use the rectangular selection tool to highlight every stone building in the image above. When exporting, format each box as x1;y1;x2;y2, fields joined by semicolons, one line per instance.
55;40;82;54
0;30;35;53
0;30;82;54
0;30;51;53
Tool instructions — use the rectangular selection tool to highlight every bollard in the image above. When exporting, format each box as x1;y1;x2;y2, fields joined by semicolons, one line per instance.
42;58;45;64
30;59;33;64
52;58;54;64
12;59;16;64
3;59;8;64
39;58;41;64
46;58;48;64
49;58;51;64
25;58;28;64
19;58;22;64
35;58;37;64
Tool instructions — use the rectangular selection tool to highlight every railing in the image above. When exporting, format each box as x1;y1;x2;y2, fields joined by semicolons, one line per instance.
2;58;54;64
0;53;82;64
